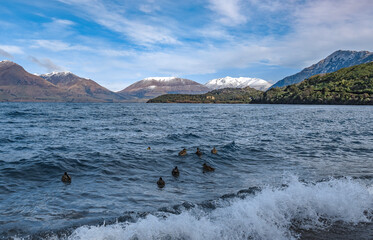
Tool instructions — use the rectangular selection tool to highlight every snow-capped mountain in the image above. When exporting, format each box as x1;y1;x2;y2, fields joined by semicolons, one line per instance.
118;77;211;100
271;50;373;88
205;76;272;91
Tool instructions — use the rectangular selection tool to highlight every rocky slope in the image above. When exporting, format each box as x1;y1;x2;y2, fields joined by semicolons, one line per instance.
0;60;65;102
118;77;211;101
271;50;373;88
205;76;272;91
39;72;123;102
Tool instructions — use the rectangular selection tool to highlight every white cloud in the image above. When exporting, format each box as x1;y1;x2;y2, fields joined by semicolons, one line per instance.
0;45;24;55
53;19;75;26
139;0;160;14
208;0;248;26
99;49;134;57
271;0;373;67
108;44;270;77
30;40;91;52
58;0;180;46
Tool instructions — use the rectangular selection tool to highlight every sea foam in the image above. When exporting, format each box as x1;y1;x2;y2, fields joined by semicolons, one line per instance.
67;177;373;240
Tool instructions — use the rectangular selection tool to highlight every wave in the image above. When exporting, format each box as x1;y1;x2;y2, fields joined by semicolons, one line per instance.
166;133;201;142
4;110;29;117
66;177;373;240
222;141;238;151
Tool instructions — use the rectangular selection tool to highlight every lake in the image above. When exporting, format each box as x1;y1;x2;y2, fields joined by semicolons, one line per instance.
0;103;372;239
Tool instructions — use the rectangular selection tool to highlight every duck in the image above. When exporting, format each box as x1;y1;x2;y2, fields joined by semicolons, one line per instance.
178;148;187;156
211;147;217;154
157;177;165;188
203;163;215;172
172;166;180;177
196;148;202;157
61;172;71;183
147;146;151;150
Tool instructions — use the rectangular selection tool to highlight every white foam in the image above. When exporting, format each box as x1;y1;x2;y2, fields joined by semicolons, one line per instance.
67;177;373;240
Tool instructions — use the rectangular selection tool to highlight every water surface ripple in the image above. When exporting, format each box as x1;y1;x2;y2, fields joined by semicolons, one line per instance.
0;103;372;239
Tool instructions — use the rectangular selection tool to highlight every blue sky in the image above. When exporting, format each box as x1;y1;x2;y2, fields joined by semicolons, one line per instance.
1;0;373;91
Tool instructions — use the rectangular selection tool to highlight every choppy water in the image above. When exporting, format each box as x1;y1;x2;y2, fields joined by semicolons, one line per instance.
0;103;372;240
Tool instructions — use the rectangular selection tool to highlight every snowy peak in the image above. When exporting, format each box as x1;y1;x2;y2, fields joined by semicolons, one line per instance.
40;71;73;78
206;76;272;91
143;77;178;81
39;71;84;86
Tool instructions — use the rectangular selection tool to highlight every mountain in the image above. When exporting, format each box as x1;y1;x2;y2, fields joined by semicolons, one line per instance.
0;60;123;102
0;60;65;102
261;62;373;104
118;77;211;101
148;86;263;103
271;50;373;89
39;71;123;102
205;76;272;91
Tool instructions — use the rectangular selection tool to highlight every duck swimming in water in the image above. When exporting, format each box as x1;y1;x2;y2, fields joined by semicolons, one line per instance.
211;147;217;154
178;148;187;156
203;163;215;172
61;172;71;183
172;166;180;177
157;177;165;188
147;146;151;150
196;148;202;157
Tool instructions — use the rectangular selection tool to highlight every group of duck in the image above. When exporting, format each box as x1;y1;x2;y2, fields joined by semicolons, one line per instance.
156;147;217;188
61;147;218;187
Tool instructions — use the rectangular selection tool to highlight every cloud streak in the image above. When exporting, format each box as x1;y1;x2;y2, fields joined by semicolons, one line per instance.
58;0;180;46
0;48;13;59
29;56;63;72
30;40;91;52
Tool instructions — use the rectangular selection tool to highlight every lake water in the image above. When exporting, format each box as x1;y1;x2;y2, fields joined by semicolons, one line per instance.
0;103;372;239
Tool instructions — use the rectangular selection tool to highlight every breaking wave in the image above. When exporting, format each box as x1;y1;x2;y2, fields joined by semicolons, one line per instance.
67;177;373;240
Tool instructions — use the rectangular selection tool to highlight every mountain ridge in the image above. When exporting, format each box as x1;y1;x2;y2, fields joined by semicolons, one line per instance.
39;71;124;102
118;77;211;101
271;50;373;89
0;61;123;102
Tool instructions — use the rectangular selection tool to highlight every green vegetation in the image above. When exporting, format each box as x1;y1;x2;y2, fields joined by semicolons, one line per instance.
261;62;373;104
147;87;263;103
148;62;373;105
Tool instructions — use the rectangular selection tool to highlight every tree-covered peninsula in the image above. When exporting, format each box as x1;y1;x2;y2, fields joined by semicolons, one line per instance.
148;62;373;105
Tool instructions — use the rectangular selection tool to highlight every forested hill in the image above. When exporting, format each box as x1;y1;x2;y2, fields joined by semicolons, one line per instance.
147;87;263;103
261;62;373;104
